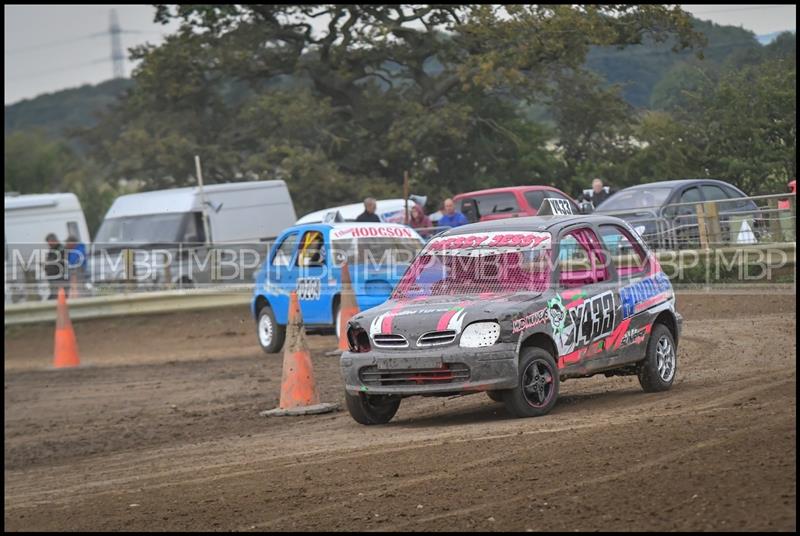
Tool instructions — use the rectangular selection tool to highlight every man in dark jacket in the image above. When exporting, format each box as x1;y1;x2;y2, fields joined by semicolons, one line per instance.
587;178;611;208
44;233;67;299
355;197;381;222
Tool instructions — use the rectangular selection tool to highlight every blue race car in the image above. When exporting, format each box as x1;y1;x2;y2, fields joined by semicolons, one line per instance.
252;222;426;353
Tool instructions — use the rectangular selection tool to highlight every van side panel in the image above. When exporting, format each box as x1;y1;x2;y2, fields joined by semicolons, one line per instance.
205;183;296;243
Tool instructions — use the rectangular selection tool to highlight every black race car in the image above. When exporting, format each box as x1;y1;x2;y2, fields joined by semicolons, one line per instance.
340;213;682;424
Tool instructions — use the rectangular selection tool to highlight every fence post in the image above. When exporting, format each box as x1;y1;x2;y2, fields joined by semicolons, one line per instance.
163;252;173;290
767;198;783;243
788;196;796;242
705;201;722;247
695;203;709;249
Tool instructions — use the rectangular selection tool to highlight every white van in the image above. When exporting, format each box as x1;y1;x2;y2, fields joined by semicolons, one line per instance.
90;180;296;287
4;193;91;303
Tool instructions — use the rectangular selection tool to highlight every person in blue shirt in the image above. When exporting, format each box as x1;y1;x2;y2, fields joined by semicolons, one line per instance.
65;235;87;296
438;198;468;228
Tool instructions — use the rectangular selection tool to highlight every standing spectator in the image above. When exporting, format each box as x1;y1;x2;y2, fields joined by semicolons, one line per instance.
438;198;469;228
355;197;381;222
408;203;433;238
65;234;87;297
44;233;67;300
586;178;611;208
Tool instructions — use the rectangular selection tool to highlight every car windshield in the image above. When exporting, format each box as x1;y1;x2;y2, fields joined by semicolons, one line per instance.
392;231;552;299
94;213;190;245
595;187;672;212
331;237;423;266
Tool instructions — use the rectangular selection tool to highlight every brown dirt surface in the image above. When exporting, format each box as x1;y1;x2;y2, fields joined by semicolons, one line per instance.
4;290;796;531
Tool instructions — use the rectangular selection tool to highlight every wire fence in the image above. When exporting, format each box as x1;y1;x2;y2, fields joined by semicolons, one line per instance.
595;192;796;250
4;193;796;304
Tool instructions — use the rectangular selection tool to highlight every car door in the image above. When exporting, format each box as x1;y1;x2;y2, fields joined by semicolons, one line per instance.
665;185;702;247
597;223;667;364
552;225;617;369
294;228;329;324
265;230;300;324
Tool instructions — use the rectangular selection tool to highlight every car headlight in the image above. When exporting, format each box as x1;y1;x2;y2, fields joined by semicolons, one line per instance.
459;322;501;348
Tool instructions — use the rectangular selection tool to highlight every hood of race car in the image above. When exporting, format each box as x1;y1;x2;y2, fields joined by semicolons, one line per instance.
351;292;544;344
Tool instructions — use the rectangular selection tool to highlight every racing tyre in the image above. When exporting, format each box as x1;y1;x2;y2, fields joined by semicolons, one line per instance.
345;391;401;425
503;347;559;418
486;390;505;403
637;323;677;392
257;305;286;354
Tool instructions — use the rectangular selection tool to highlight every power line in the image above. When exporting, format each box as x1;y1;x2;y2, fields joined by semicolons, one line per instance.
5;30;161;55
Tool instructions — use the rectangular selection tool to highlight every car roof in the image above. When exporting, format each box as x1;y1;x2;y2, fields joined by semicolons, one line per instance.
453;185;571;198
281;221;423;237
295;199;411;224
439;214;629;236
619;178;741;191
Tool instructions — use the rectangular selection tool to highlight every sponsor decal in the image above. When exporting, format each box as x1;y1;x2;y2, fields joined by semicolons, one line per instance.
296;277;321;300
332;226;414;239
619;272;672;319
424;232;551;255
512;308;548;334
550;291;616;356
619;325;651;349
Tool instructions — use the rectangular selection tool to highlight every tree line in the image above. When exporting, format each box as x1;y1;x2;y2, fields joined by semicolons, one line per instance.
5;5;796;235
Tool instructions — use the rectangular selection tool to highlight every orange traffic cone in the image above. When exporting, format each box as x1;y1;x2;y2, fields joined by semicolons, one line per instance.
261;291;338;416
337;262;361;351
53;288;80;368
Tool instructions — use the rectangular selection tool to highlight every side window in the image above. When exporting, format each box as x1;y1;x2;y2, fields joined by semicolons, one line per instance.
473;193;520;216
524;191;546;212
272;233;299;267
666;187;701;218
297;230;326;267
599;224;648;279
701;185;728;202
558;227;609;287
721;185;756;210
680;187;702;205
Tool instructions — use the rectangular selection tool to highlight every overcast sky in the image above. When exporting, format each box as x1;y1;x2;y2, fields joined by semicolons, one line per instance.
4;4;797;105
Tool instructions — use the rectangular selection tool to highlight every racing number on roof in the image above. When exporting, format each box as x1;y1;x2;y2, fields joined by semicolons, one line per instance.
548;198;573;216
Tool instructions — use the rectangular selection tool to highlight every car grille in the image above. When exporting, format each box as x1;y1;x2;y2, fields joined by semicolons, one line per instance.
359;363;470;386
371;334;409;348
417;330;457;346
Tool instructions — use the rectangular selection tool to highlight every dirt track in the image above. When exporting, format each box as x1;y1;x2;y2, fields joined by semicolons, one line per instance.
4;290;797;531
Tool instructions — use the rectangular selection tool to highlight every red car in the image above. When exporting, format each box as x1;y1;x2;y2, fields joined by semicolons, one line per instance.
453;186;580;223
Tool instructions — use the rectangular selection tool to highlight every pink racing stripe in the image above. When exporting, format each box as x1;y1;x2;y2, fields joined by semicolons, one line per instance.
381;302;408;334
436;302;467;331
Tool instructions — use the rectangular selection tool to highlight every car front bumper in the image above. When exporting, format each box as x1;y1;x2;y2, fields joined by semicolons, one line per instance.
341;342;519;396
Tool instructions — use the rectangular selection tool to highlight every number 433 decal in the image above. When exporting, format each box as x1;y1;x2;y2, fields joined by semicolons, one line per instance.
296;277;321;300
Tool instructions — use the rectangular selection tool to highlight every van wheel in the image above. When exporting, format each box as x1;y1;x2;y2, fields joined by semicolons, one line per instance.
344;391;401;425
638;323;677;392
503;347;559;418
257;305;285;354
